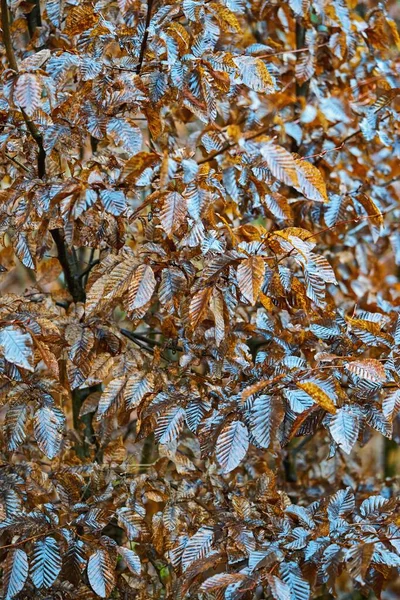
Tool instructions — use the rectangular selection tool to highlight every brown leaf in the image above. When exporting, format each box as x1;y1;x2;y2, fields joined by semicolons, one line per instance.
189;287;212;329
128;264;156;311
296;381;337;414
237;256;265;305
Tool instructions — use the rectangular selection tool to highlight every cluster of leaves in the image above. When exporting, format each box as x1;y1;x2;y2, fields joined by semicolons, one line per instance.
1;0;400;597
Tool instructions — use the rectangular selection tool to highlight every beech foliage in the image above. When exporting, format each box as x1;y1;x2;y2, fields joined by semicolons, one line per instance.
0;0;400;598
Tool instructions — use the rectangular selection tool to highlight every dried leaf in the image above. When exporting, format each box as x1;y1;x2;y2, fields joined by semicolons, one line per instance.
295;159;328;203
216;420;249;473
128;264;156;311
345;359;386;383
329;406;360;454
14;74;41;116
31;537;62;589
189;287;212;328
160;192;187;236
87;549;115;598
237;256;265;305
0;326;34;371
3;549;29;600
296;381;337;414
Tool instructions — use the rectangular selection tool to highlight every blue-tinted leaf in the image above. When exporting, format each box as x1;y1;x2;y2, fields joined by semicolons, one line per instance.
31;537;62;588
99;190;127;216
4;549;29;600
0;326;34;371
33;405;65;459
87;549;115;598
280;561;310;600
216;420;249;473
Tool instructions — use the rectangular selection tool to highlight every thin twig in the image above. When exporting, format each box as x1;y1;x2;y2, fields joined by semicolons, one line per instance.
4;152;30;173
79;257;100;281
120;329;183;352
0;529;57;551
120;328;154;355
198;123;271;165
256;42;328;59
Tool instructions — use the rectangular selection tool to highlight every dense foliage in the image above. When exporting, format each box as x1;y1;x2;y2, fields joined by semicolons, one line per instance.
1;0;400;598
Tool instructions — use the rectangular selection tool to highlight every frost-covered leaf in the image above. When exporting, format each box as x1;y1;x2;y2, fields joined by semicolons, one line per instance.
328;487;355;522
237;256;265;305
268;574;291;600
31;537;62;588
4;549;29;600
216;420;249;473
160;191;187;236
128;264;156;310
107;118;142;155
34;405;65;459
155;406;186;444
87;549;115;598
118;547;141;575
234;56;274;93
99;190;127;216
359;495;390;518
125;373;153;409
382;388;400;419
261;140;299;187
97;377;126;419
5;404;28;451
250;394;283;448
14;74;41;115
181;526;214;571
280;561;310;600
159;267;186;307
328;406;360;454
288;0;310;17
15;232;35;269
200;572;247;591
345;359;386;383
0;326;34;371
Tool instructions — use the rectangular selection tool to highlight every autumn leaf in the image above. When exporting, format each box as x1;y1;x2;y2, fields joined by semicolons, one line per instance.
128;264;156;310
0;326;34;372
14;74;41;116
345;359;386;383
159;191;187;236
216;420;249;473
189;287;212;328
237;256;265;305
328;406;360;454
295;159;328;203
296;381;337;414
261;140;299;187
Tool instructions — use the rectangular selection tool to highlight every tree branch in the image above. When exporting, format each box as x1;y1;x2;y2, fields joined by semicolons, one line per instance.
136;0;154;75
50;229;86;303
0;0;18;72
0;0;46;178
